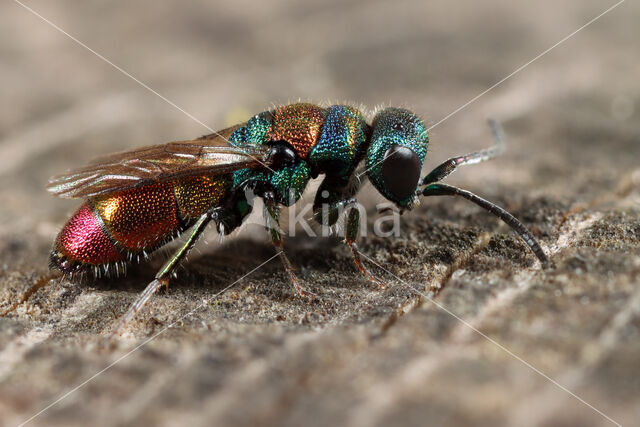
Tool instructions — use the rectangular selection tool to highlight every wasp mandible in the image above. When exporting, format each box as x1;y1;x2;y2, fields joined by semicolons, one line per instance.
43;103;549;334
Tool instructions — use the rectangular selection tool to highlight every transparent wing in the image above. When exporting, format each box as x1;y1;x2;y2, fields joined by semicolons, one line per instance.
48;125;271;198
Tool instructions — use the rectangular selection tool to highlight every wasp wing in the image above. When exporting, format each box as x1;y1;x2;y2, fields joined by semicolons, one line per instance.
48;125;271;199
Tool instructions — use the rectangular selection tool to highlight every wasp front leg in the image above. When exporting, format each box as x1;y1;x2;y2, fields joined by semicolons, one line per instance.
313;191;386;288
263;193;315;300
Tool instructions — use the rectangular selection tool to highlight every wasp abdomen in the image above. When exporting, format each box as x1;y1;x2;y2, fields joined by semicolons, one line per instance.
50;202;124;272
51;175;230;273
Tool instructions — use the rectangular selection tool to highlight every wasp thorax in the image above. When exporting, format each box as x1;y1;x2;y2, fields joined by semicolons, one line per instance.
366;108;429;207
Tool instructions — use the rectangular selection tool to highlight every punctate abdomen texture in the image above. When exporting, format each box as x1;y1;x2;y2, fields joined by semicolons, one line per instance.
51;175;230;271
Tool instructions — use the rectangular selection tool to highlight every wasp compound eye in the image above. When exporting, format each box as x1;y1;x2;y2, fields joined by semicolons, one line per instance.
382;144;421;201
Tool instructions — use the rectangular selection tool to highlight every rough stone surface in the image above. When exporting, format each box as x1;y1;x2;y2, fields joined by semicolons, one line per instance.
1;1;639;426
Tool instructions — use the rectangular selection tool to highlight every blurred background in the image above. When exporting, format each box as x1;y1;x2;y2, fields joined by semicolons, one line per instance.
1;1;639;426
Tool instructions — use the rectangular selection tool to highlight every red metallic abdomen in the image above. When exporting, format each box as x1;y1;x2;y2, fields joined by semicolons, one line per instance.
51;175;230;273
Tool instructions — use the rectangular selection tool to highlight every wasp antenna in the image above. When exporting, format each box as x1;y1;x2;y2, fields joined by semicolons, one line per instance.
1;271;63;316
421;183;550;267
487;118;505;148
421;120;508;186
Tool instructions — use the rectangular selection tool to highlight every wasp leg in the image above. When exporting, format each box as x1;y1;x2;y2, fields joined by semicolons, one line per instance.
422;119;505;185
108;210;214;339
263;194;315;300
420;183;550;267
344;203;387;288
1;271;61;316
313;193;386;288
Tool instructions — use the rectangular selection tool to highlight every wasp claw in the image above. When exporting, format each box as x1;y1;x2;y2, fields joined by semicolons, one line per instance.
291;279;317;302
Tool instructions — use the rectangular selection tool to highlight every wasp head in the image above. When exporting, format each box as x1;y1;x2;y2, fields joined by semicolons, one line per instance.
366;108;428;209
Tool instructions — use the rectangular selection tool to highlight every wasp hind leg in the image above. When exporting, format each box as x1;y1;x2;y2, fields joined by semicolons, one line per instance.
263;194;316;301
107;210;215;339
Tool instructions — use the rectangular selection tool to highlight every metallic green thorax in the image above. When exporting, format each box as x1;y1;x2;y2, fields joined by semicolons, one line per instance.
308;105;369;176
228;104;370;206
228;103;428;208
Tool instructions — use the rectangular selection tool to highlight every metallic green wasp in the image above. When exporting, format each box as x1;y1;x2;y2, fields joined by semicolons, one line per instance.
42;102;549;334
